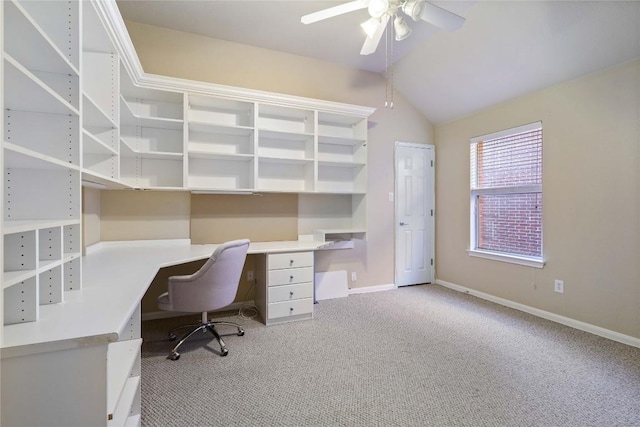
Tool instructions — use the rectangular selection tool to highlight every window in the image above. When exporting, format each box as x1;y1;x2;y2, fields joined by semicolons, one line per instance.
469;122;544;268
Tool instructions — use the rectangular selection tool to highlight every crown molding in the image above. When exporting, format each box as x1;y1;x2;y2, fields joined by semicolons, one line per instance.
97;0;376;118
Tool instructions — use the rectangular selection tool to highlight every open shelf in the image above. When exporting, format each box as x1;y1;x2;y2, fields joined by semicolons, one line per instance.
258;129;314;160
4;0;79;77
107;339;142;424
120;156;183;189
120;127;183;158
318;111;367;140
188;156;255;191
120;140;183;161
15;0;80;70
120;95;183;130
39;265;63;305
3;276;38;324
5;110;80;167
257;104;314;134
188;94;254;128
4;53;80;116
188;122;254;157
257;157;314;193
4;143;81;172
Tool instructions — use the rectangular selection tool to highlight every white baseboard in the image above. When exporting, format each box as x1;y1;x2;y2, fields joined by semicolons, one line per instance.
142;301;252;322
348;283;395;295
435;279;640;349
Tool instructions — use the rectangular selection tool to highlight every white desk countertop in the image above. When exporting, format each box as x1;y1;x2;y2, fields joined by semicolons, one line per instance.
1;239;325;358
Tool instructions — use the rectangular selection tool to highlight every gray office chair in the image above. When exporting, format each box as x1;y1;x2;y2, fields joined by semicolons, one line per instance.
157;239;250;360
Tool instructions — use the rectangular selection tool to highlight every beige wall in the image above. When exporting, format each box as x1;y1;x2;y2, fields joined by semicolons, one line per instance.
191;193;298;244
121;21;435;289
435;60;640;339
100;190;191;240
82;187;101;251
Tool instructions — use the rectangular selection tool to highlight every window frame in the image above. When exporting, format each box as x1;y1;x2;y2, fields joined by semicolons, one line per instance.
468;122;545;268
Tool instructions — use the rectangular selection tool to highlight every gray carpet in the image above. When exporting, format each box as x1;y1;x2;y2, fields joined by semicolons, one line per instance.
140;284;640;427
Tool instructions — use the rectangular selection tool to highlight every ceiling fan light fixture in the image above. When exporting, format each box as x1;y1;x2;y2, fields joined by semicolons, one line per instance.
393;15;412;41
368;0;390;18
361;17;381;38
402;0;426;21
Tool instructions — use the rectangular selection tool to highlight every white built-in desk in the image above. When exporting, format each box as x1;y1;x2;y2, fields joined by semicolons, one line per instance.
1;238;327;427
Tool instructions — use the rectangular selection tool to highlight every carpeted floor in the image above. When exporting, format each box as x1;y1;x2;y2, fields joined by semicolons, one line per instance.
140;284;640;427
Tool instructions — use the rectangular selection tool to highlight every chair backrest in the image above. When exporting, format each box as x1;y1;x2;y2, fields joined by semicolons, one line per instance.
167;239;250;313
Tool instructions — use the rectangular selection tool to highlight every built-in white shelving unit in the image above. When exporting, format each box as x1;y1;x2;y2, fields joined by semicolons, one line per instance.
82;0;120;186
2;0;81;326
120;65;184;189
186;94;256;191
257;104;315;193
1;1;374;425
2;2;141;426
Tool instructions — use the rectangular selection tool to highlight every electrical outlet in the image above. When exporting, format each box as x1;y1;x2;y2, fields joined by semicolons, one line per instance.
554;279;564;293
247;271;254;282
351;272;357;282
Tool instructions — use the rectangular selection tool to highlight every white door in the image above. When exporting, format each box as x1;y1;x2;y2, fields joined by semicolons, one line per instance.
395;142;434;287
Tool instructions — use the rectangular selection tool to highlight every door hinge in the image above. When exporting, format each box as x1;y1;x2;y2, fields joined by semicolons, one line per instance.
430;209;433;216
431;160;434;167
430;258;434;266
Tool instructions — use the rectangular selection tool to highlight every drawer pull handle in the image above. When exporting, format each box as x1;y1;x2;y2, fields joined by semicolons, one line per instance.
290;275;294;280
290;291;294;296
289;259;294;265
289;307;294;312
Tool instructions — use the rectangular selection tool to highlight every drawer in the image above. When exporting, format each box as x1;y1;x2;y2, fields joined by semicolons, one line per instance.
268;282;313;303
268;298;313;319
268;251;313;270
268;267;313;286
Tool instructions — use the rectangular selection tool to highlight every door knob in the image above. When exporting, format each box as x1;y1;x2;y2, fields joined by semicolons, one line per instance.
400;222;409;226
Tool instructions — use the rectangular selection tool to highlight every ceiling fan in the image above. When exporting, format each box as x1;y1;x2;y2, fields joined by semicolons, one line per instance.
301;0;465;55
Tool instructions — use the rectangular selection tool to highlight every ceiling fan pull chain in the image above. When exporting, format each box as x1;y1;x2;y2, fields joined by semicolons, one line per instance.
389;15;395;109
385;20;389;108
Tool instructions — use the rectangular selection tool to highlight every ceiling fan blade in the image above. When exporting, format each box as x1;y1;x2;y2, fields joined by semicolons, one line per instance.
301;0;367;24
419;2;465;31
360;14;389;55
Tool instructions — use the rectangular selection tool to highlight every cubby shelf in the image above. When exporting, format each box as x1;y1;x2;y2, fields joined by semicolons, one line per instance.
3;270;37;289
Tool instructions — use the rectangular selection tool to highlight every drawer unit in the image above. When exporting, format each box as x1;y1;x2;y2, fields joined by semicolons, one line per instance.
268;266;314;286
255;251;315;325
268;282;313;303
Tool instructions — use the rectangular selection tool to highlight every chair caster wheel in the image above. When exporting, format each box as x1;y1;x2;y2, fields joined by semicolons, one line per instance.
221;348;229;357
237;329;245;336
169;332;177;341
168;351;180;361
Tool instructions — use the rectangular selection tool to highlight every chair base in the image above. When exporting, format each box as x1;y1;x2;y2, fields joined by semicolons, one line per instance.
167;319;244;360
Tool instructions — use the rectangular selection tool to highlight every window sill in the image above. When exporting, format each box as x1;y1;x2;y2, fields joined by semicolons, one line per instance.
467;249;545;269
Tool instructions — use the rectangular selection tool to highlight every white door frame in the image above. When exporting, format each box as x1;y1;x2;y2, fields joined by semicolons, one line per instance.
394;142;435;287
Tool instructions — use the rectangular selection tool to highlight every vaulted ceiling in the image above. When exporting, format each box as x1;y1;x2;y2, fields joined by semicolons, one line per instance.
117;1;640;124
